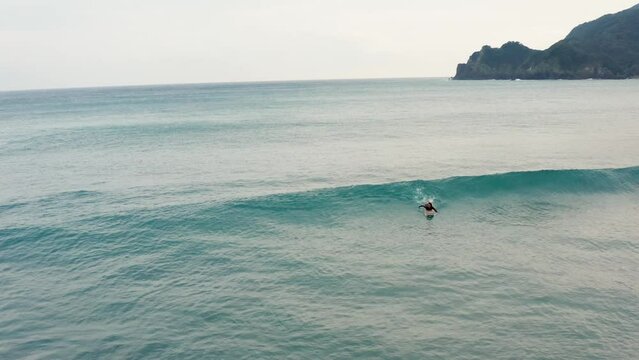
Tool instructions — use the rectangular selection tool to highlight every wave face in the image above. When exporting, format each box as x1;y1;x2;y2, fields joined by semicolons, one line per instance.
203;167;639;226
164;167;639;251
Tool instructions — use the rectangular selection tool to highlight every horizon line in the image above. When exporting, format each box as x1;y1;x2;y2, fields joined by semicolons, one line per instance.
0;75;453;94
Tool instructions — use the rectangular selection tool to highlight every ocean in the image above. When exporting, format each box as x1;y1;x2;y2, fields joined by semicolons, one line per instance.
1;78;638;359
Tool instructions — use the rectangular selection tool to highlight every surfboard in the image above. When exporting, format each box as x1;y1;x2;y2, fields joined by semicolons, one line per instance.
424;209;436;219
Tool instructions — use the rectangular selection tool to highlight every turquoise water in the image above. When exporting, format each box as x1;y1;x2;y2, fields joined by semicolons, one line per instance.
1;78;638;359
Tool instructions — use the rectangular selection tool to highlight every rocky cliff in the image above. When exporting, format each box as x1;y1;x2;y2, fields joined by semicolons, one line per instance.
454;4;639;80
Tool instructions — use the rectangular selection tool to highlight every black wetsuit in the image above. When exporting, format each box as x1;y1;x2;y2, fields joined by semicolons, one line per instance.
419;203;438;212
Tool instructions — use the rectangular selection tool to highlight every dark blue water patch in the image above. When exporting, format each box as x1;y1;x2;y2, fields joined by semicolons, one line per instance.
37;190;103;204
15;190;103;216
0;226;70;259
0;201;28;214
0;191;100;216
0;211;193;270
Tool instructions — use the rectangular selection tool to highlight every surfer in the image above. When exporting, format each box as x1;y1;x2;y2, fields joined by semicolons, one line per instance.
419;201;438;216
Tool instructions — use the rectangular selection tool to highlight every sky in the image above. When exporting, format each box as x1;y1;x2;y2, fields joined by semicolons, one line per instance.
1;0;638;91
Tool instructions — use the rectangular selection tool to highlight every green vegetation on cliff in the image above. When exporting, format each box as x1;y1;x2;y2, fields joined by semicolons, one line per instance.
454;4;639;80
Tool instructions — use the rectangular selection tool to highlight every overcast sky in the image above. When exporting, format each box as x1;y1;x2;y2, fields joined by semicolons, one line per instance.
1;0;637;90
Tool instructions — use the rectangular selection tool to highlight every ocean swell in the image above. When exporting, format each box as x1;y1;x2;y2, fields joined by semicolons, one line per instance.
217;166;639;211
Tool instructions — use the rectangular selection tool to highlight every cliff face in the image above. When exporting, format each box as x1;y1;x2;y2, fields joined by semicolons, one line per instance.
455;42;541;80
454;4;639;80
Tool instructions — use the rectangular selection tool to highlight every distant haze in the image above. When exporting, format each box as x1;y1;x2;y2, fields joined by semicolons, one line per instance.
1;0;637;91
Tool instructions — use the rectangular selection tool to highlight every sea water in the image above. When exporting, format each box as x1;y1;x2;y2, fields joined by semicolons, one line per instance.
1;78;638;359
